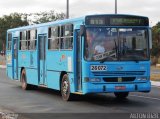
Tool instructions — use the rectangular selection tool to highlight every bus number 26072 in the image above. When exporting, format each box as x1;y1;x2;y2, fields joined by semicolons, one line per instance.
90;65;107;71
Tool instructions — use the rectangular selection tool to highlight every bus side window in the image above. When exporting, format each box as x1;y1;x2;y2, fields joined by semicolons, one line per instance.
48;26;60;50
27;30;30;50
60;25;65;49
20;31;27;50
7;33;12;50
28;29;37;50
60;24;73;50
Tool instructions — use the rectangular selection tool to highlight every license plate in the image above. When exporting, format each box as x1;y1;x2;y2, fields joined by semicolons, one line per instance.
115;86;126;90
90;65;107;71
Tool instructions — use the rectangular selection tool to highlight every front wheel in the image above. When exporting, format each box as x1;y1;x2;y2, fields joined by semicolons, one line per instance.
61;74;73;101
114;92;129;99
21;69;32;90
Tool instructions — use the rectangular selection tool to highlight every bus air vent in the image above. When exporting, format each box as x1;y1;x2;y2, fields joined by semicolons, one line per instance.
103;77;135;82
92;71;145;76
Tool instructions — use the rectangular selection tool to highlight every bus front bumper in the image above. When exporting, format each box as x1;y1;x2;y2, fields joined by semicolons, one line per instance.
82;81;151;94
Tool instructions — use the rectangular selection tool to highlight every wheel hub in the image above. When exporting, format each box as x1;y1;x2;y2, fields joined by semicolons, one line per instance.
63;80;68;95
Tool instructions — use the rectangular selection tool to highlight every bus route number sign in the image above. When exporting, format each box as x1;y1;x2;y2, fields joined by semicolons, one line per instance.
90;65;107;71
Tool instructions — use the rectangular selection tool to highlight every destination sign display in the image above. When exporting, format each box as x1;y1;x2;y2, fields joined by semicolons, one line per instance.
110;18;146;26
85;15;149;26
88;17;105;25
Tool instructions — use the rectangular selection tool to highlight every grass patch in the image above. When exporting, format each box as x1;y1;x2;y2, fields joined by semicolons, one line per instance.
151;65;160;81
0;61;5;65
151;74;160;81
151;65;160;70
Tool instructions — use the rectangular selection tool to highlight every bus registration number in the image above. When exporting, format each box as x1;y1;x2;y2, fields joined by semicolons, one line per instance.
91;65;107;71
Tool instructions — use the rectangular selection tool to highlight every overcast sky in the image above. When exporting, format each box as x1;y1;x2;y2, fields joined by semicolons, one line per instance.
0;0;159;26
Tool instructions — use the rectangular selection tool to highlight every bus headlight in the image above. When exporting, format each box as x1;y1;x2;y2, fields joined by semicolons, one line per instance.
90;78;101;82
137;77;147;81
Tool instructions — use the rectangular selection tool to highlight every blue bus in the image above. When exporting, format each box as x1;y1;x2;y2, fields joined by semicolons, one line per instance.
6;14;152;101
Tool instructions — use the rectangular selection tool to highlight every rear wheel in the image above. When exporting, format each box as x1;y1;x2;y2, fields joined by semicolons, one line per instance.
114;92;129;99
21;69;32;90
61;74;73;101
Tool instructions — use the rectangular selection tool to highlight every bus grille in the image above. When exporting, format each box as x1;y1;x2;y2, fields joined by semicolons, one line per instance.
92;71;145;76
103;77;135;82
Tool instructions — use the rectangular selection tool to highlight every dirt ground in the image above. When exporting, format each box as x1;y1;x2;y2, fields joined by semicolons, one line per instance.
0;55;5;65
151;65;160;81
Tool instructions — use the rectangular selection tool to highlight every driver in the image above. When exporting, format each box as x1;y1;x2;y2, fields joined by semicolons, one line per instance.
94;41;105;55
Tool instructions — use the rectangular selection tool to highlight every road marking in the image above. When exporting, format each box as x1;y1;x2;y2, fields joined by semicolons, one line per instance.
152;86;160;89
151;81;160;87
0;111;19;119
0;65;6;68
130;94;160;101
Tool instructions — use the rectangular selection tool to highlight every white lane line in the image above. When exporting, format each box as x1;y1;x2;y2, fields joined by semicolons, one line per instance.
130;94;160;101
0;65;6;68
152;86;160;88
151;81;160;87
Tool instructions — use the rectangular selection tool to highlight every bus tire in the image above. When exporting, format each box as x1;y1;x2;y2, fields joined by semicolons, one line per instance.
114;92;129;99
61;74;73;101
21;69;31;90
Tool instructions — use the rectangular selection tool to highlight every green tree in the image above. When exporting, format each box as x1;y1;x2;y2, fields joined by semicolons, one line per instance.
151;22;160;57
24;10;65;24
0;10;65;51
0;13;28;51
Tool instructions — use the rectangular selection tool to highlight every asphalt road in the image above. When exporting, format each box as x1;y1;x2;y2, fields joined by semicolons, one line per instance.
0;69;160;119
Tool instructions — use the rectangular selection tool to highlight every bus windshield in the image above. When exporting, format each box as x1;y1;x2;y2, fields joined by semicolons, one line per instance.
84;27;149;62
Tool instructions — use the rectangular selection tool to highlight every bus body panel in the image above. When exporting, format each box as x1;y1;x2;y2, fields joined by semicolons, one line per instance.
25;68;39;85
6;65;12;79
6;51;12;79
18;51;37;84
81;60;151;94
82;81;151;94
46;50;75;91
46;71;61;90
46;51;73;72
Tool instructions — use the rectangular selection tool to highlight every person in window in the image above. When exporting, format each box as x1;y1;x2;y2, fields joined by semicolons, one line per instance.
121;38;129;55
94;41;105;55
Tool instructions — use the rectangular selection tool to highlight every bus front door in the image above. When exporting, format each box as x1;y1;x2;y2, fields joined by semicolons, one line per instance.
13;37;18;79
38;35;47;85
76;30;82;91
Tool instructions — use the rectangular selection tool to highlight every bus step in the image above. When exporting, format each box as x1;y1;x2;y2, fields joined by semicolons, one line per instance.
39;84;48;88
73;92;83;95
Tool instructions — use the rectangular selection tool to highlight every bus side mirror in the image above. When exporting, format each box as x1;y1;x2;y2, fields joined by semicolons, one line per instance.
80;25;86;36
149;28;152;49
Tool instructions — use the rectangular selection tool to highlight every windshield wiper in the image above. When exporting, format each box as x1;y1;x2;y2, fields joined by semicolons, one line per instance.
100;56;115;63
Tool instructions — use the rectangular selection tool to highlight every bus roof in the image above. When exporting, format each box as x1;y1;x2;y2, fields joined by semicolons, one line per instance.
86;14;148;18
7;14;148;32
7;16;85;32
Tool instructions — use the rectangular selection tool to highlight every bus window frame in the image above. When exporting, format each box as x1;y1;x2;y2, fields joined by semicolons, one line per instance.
48;26;60;51
7;32;12;51
48;24;74;51
27;29;37;51
60;24;73;51
19;29;37;51
19;31;28;51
